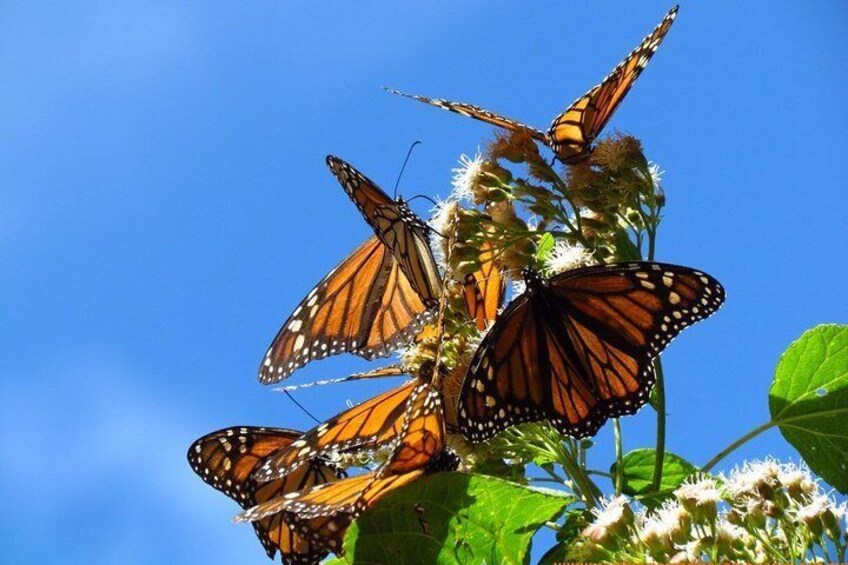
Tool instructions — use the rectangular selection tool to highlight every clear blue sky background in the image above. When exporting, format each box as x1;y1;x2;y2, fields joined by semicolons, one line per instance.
2;2;846;563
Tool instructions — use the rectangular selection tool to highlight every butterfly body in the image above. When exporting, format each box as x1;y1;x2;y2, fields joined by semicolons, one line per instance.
458;261;725;442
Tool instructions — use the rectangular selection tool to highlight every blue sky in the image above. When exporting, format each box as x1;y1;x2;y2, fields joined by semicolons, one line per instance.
2;1;846;563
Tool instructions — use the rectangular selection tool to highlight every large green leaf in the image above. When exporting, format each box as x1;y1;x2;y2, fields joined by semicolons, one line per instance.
769;324;848;493
326;472;571;565
610;448;696;500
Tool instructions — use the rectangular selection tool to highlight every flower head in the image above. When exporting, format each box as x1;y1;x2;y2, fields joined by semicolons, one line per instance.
714;518;749;555
796;494;830;536
428;199;459;271
675;475;721;522
543;240;593;275
723;458;781;501
648;162;664;188
777;460;817;500
582;495;633;543
451;152;484;202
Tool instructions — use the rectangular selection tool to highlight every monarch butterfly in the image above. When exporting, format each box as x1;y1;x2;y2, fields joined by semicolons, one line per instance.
259;157;442;384
387;5;678;164
253;380;418;483
187;427;343;564
326;156;442;306
238;382;456;554
458;262;725;442
462;241;506;331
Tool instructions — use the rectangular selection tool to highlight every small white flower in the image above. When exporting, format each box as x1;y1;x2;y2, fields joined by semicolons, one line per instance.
675;475;722;506
581;495;631;544
591;495;631;529
680;538;706;560
723;458;781;500
639;516;671;546
795;494;831;523
715;518;748;544
648;161;664;188
451;152;484;202
655;500;691;532
428;198;458;235
427;199;459;270
543;240;592;275
778;460;817;496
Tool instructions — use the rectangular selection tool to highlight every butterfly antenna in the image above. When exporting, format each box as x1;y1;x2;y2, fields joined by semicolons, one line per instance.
406;194;439;207
393;140;422;199
283;390;321;425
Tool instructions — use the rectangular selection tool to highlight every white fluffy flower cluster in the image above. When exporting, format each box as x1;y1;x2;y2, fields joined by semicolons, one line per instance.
569;459;846;563
543;240;593;276
450;152;484;202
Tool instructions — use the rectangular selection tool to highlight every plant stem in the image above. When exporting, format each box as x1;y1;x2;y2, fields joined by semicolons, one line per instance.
643;218;667;494
700;420;775;473
650;358;666;492
613;418;624;495
554;440;600;508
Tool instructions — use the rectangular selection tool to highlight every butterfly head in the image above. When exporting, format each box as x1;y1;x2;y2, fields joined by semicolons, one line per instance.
521;267;544;294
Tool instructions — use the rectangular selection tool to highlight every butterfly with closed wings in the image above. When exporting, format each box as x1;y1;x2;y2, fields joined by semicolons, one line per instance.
259;157;441;384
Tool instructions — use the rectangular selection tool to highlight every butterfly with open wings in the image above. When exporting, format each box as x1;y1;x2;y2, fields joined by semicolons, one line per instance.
387;5;678;164
457;261;725;442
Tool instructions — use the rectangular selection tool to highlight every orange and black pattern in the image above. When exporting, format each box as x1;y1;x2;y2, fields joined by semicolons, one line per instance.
238;382;456;554
458;261;724;442
187;427;343;564
547;5;678;162
326;156;442;309
462;241;506;331
258;236;432;384
252;381;417;483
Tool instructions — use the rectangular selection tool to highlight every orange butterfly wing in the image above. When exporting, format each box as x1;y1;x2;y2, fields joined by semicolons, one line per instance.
380;382;446;475
259;236;431;384
239;383;451;554
547;6;678;163
187;427;341;563
458;261;724;442
462;241;506;331
326;156;442;309
253;381;417;482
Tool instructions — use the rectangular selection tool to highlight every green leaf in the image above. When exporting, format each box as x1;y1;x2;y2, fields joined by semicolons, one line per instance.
535;232;555;262
611;449;696;501
769;324;848;493
329;472;572;565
